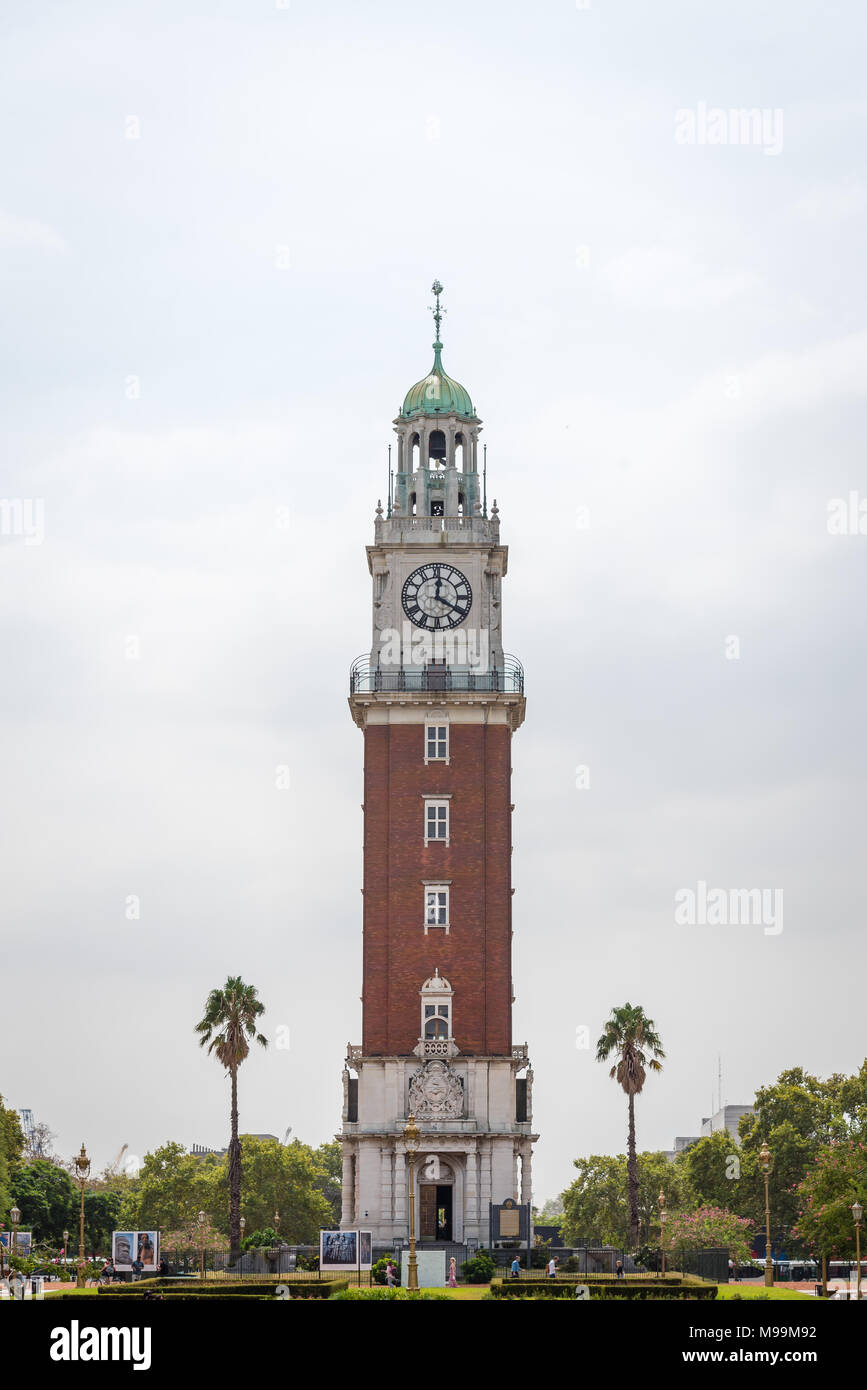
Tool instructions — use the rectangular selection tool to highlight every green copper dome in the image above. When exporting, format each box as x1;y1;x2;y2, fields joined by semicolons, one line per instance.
400;342;475;418
398;281;475;419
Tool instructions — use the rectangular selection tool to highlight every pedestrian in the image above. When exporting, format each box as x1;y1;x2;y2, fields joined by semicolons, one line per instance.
510;1255;521;1279
547;1255;558;1279
615;1259;624;1279
448;1257;457;1288
385;1260;395;1287
131;1255;144;1283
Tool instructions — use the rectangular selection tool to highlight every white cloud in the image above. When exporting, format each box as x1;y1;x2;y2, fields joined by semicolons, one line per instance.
602;246;757;311
0;209;67;252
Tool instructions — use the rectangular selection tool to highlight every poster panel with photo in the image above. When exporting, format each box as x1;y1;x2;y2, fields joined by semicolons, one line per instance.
112;1232;136;1270
135;1230;159;1270
0;1231;32;1256
112;1230;160;1271
319;1229;373;1270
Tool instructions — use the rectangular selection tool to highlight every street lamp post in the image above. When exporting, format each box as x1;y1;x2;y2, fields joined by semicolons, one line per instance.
659;1190;667;1278
62;1229;69;1280
73;1144;91;1288
197;1210;207;1281
852;1201;863;1302
10;1206;20;1263
403;1114;420;1292
760;1141;773;1288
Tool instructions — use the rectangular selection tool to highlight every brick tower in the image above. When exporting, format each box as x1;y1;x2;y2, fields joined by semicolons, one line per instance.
339;282;536;1247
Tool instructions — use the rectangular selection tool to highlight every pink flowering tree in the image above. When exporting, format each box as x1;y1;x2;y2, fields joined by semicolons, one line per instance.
792;1140;867;1259
667;1206;754;1265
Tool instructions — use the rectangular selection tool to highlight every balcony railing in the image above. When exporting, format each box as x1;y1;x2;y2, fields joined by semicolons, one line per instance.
376;514;497;538
350;654;524;696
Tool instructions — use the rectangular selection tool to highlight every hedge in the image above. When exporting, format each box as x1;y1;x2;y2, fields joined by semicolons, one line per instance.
96;1279;348;1300
490;1279;717;1300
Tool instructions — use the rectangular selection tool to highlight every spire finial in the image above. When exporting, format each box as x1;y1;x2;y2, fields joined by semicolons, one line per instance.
429;279;445;347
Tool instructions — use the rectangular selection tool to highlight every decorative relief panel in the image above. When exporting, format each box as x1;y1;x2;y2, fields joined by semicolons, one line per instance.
408;1059;465;1119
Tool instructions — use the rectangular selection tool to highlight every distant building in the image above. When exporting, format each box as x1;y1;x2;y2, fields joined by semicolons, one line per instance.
190;1134;278;1158
669;1105;754;1158
701;1105;753;1143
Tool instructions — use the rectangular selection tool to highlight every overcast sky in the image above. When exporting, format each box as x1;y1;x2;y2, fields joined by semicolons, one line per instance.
2;0;865;1205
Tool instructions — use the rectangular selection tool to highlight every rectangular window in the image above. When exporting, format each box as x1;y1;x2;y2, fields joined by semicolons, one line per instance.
424;800;449;845
424;886;449;932
425;724;449;763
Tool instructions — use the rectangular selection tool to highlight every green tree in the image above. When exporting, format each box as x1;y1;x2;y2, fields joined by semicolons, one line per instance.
793;1139;867;1262
9;1160;77;1242
562;1154;628;1245
562;1151;691;1247
118;1141;221;1232
231;1136;333;1241
82;1189;126;1254
667;1206;755;1266
0;1096;25;1217
680;1130;750;1212
312;1140;343;1227
737;1065;867;1238
595;1004;665;1246
195;976;268;1259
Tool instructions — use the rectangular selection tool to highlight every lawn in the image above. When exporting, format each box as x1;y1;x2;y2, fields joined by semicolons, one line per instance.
716;1285;814;1300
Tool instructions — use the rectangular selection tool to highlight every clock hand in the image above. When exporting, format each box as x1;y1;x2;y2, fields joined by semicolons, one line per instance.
434;593;463;614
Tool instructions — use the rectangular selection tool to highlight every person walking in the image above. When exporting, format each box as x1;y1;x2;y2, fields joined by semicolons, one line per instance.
448;1257;458;1288
131;1255;144;1283
510;1255;521;1279
615;1259;624;1279
547;1255;558;1279
385;1260;396;1287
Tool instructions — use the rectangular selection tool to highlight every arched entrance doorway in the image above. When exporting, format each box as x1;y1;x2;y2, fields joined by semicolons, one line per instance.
418;1155;458;1242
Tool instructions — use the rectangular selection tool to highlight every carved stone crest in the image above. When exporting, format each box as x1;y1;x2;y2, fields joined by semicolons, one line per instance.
408;1060;464;1119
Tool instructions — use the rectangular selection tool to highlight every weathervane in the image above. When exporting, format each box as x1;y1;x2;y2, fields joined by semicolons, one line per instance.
429;279;445;344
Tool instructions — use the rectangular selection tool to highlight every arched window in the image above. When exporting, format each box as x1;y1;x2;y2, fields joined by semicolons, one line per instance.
428;429;446;462
419;970;453;1043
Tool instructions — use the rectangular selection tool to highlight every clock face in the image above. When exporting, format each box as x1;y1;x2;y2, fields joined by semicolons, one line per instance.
401;563;473;630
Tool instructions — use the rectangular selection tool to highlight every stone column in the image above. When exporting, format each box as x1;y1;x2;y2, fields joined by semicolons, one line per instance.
445;466;459;517
340;1146;355;1227
520;1142;533;1208
394;1142;407;1235
479;1139;492;1239
464;1141;479;1235
512;1146;520;1201
380;1146;393;1234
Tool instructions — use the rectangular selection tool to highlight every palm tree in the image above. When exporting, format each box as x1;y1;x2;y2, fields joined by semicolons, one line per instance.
596;1003;665;1248
195;977;268;1259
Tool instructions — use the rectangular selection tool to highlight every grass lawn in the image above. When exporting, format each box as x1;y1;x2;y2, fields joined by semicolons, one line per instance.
716;1285;814;1300
43;1286;100;1296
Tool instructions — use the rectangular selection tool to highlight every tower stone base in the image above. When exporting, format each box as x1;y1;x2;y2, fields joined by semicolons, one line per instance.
339;1049;536;1244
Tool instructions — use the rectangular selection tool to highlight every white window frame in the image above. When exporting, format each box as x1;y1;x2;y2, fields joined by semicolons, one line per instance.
422;998;451;1039
423;883;450;934
424;722;449;765
424;798;450;846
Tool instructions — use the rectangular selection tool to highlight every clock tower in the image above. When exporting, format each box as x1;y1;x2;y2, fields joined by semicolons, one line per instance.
339;283;536;1247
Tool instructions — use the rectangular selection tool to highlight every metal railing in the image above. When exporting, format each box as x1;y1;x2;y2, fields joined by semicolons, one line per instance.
350;654;524;696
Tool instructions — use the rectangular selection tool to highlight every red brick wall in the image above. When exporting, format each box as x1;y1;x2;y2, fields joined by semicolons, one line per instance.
361;721;513;1056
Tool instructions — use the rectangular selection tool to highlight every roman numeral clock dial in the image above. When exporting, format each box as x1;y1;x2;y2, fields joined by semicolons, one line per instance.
401;564;473;630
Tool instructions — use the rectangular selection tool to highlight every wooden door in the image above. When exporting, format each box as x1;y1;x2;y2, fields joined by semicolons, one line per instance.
420;1184;437;1240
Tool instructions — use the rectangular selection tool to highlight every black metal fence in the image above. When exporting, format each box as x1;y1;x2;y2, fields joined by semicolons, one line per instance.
156;1243;736;1286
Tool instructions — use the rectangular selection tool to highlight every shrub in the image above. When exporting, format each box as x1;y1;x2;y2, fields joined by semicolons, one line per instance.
372;1256;401;1286
461;1252;496;1284
332;1287;450;1301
